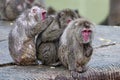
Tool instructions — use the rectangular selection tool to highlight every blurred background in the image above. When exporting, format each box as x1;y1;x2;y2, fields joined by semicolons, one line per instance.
46;0;109;24
1;0;120;26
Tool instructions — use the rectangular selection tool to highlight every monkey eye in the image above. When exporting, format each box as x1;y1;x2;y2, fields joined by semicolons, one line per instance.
88;30;92;33
82;30;87;32
82;30;92;33
67;19;71;24
33;9;37;13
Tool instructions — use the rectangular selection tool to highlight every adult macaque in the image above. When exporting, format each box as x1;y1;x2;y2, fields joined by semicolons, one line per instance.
58;18;94;72
3;0;27;21
36;9;80;66
9;6;53;65
0;0;46;21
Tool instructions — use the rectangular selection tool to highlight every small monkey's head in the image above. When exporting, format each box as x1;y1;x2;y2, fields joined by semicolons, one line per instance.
56;9;79;28
72;18;94;44
29;6;47;21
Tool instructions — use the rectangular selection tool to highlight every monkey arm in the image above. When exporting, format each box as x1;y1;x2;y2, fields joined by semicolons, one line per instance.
84;44;93;57
34;16;54;36
41;19;62;42
68;46;76;71
25;16;54;38
36;16;54;50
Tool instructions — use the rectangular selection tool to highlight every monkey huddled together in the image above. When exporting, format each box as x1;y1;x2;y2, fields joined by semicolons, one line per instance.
8;2;94;73
8;6;54;65
36;9;80;66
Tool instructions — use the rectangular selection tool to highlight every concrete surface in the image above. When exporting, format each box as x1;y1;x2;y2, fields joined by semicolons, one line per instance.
0;21;120;80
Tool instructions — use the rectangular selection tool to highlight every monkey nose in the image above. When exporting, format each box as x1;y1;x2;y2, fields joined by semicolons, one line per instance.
42;11;47;20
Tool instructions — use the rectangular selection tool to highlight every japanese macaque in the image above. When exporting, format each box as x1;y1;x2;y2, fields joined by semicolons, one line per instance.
36;9;80;66
0;0;27;21
8;6;53;65
58;18;94;73
0;0;46;21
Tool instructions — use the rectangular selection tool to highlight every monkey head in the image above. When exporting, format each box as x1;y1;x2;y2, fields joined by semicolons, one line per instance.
28;6;47;21
71;18;94;44
56;9;79;28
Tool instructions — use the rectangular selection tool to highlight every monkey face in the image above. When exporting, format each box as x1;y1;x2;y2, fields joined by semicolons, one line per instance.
81;27;93;43
74;19;94;44
57;9;79;28
29;6;47;21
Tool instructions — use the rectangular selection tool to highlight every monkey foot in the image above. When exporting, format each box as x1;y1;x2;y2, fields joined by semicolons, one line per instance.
49;61;62;67
76;66;87;73
71;70;79;79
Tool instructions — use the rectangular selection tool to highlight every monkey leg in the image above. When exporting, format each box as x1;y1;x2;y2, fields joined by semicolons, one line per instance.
76;66;87;73
68;48;76;71
49;61;62;67
84;44;93;57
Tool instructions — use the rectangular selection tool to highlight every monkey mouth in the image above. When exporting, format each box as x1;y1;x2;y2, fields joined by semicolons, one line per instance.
42;12;47;20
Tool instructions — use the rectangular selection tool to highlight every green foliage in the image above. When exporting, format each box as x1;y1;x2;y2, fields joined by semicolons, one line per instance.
46;0;109;24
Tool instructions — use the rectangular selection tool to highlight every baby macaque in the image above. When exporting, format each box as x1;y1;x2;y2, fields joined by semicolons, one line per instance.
8;6;53;65
58;18;94;72
36;9;80;66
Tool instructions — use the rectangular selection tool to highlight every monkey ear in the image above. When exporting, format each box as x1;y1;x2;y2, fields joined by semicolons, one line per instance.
74;9;79;14
60;12;65;17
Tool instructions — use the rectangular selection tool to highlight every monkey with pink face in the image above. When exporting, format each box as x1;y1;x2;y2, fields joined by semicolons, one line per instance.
8;6;53;65
58;18;94;73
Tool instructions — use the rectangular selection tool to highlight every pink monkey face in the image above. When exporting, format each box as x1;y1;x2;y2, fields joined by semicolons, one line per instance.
82;28;92;43
30;6;47;21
